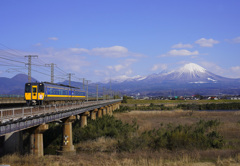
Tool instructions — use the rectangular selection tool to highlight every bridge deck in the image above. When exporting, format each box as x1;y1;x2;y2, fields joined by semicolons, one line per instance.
0;99;121;136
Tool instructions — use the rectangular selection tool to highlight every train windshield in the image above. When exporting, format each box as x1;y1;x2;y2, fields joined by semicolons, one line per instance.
38;83;44;92
25;84;31;92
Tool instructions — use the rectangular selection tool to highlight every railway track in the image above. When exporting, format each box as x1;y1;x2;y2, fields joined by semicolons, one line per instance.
0;100;113;125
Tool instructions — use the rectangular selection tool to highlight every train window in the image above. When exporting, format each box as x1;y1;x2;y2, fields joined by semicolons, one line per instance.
47;88;50;94
50;88;53;94
33;88;37;93
25;84;31;92
39;84;44;92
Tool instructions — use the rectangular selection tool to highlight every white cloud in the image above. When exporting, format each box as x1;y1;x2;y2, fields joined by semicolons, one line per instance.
91;46;128;57
227;36;240;43
112;75;131;82
230;66;240;78
69;48;88;53
39;48;91;74
69;46;143;58
199;61;240;78
232;37;240;43
172;43;193;48
200;62;225;74
195;38;219;47
34;43;42;46
107;58;137;72
160;49;199;57
231;66;240;71
151;64;168;71
124;58;138;65
125;69;133;75
48;37;59;41
107;64;124;72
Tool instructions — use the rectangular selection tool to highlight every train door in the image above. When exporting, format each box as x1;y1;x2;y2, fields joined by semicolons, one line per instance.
32;85;38;100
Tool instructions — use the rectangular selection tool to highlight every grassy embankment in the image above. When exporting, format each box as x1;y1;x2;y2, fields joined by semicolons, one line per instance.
1;99;240;165
126;99;240;104
122;99;240;111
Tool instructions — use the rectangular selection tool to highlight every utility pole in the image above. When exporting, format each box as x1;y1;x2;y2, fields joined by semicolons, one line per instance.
45;63;55;83
110;79;112;95
68;73;74;86
96;84;98;101
25;55;38;82
82;78;85;90
85;80;90;102
103;87;105;100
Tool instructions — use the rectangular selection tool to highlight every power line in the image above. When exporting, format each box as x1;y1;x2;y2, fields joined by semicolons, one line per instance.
0;56;26;64
0;43;25;58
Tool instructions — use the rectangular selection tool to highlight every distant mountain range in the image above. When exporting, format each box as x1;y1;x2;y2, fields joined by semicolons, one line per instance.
100;63;240;96
0;74;37;95
1;63;240;96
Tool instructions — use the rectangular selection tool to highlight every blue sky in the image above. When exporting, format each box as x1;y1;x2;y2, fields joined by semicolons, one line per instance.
0;0;240;82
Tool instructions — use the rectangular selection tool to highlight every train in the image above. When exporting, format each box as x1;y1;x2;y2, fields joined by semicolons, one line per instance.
24;82;86;105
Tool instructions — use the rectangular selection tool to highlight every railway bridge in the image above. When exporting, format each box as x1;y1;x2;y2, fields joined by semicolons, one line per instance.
0;99;121;156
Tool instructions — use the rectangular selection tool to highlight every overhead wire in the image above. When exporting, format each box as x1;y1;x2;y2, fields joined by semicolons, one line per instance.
0;44;88;84
0;56;26;64
0;43;25;58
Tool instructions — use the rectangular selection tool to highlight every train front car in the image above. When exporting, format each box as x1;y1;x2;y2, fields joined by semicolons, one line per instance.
25;83;45;105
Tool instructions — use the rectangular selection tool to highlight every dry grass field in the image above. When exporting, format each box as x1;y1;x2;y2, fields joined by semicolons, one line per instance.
115;110;240;162
1;152;240;166
114;110;240;134
1;109;240;166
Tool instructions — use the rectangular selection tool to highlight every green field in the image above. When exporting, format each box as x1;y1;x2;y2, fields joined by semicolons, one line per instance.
125;99;240;104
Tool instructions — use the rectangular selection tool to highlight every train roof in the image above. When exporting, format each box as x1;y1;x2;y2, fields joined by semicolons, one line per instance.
43;82;80;89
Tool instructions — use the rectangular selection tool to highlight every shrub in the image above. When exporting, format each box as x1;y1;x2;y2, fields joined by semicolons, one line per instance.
114;105;131;113
73;115;138;144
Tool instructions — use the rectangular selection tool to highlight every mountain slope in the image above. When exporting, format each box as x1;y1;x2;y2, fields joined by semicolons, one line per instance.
108;63;240;96
0;74;38;95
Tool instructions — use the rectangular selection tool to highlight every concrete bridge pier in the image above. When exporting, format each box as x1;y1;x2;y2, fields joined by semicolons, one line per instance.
109;105;113;116
91;109;98;120
102;107;107;116
58;115;76;155
113;104;116;111
0;131;23;155
30;124;48;156
81;112;89;127
97;108;103;118
117;103;120;109
106;106;110;115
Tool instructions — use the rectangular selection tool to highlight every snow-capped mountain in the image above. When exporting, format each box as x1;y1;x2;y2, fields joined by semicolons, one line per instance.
107;63;240;96
151;63;229;83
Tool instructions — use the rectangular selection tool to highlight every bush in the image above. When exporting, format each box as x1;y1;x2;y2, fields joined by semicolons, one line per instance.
43;115;224;154
73;115;138;144
122;96;128;103
114;105;131;113
177;103;240;110
116;119;224;152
